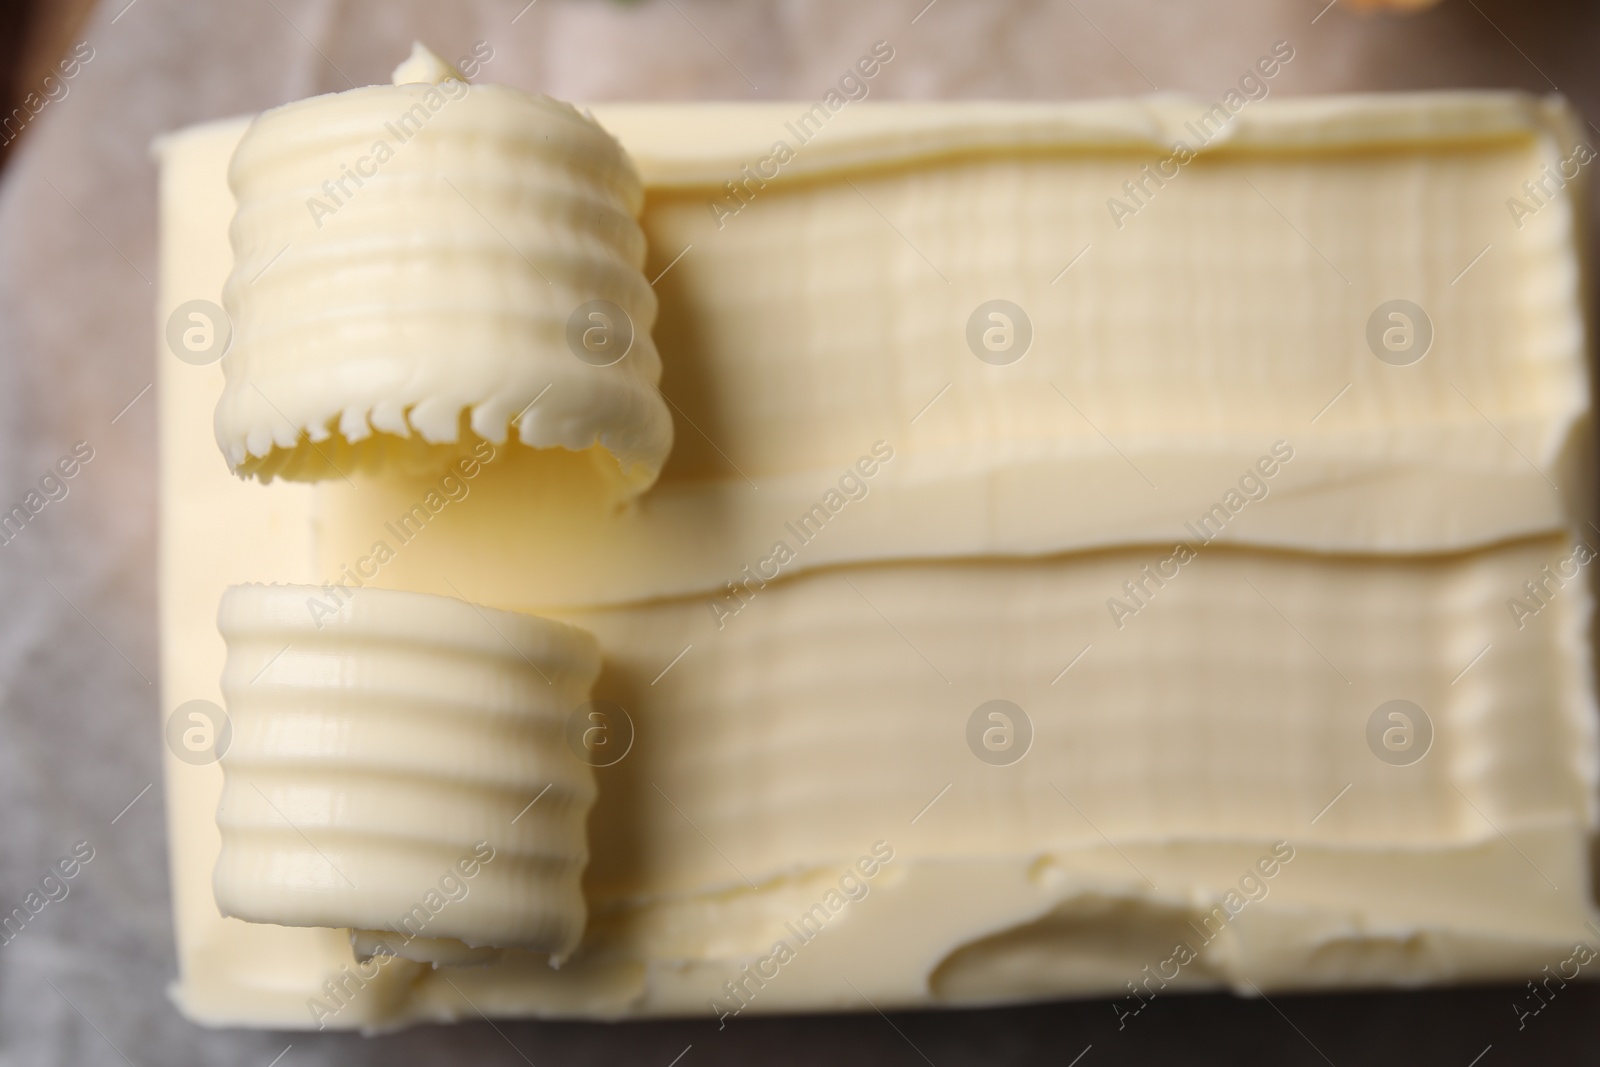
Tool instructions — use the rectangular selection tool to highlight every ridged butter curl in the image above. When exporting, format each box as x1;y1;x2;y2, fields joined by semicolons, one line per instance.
213;582;602;963
214;44;672;492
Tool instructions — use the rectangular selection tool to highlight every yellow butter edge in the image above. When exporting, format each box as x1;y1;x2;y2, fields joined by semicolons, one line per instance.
157;91;1571;189
589;91;1574;188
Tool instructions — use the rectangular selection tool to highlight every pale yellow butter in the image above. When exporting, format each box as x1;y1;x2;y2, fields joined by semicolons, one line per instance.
214;583;600;965
214;47;672;493
157;88;1598;1031
319;97;1592;607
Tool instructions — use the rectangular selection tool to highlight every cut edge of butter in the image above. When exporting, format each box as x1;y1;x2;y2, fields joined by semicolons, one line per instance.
591;91;1573;189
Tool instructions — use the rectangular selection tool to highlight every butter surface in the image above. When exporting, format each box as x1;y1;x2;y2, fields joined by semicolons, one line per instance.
214;48;672;492
319;96;1590;607
214;583;600;963
157;92;1599;1030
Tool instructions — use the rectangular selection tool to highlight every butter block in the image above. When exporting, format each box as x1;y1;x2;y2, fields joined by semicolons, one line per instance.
214;583;600;963
157;90;1598;1031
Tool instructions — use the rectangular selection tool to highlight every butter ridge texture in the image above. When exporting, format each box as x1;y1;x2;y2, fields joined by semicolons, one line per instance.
214;54;673;491
213;583;601;963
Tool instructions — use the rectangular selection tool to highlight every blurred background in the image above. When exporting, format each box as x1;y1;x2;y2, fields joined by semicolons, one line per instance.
0;0;1596;1064
0;0;95;170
